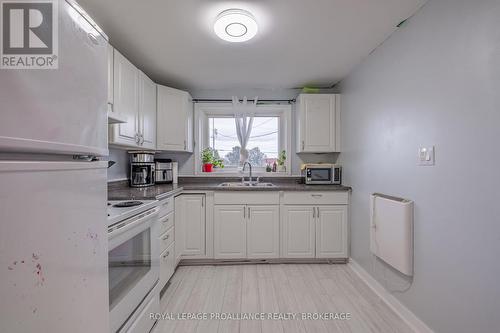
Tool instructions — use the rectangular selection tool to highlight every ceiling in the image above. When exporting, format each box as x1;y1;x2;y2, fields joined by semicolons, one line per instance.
78;0;426;92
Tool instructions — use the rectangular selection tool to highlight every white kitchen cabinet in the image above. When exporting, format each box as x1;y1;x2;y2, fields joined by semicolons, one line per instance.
107;44;114;106
109;49;156;149
110;49;139;146
214;205;247;259
138;71;156;149
316;205;348;258
296;94;340;153
156;85;193;152
174;195;184;265
181;194;206;257
159;242;175;288
281;206;316;258
247;205;280;259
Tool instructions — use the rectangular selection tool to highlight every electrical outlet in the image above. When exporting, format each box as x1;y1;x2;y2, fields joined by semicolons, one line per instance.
418;146;435;166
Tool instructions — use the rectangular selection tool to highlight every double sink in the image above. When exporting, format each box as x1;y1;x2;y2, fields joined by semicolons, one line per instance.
218;182;276;188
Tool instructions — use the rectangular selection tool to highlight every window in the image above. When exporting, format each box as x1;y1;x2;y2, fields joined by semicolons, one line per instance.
194;103;292;175
208;116;279;168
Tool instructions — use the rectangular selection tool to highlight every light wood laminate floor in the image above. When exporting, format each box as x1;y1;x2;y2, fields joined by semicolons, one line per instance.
156;264;413;333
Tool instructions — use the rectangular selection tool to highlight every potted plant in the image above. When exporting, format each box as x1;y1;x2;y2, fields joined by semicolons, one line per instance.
277;150;286;172
213;158;224;169
201;147;214;172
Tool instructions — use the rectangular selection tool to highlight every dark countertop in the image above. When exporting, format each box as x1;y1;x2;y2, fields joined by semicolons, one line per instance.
108;181;183;200
108;177;351;200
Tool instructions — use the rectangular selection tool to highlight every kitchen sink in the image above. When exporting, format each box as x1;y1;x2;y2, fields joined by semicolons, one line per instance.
218;182;277;188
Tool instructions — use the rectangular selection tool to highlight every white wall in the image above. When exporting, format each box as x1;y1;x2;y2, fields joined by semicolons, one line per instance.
338;0;500;332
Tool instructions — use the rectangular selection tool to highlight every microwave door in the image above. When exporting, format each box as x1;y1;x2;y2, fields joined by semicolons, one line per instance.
313;169;331;180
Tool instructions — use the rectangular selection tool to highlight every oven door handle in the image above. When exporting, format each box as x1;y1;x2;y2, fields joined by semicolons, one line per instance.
108;207;159;244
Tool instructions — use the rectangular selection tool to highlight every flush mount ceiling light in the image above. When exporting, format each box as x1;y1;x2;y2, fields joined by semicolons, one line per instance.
214;9;258;42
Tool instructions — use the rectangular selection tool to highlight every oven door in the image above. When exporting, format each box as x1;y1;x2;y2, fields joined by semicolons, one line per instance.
108;207;159;333
306;167;334;184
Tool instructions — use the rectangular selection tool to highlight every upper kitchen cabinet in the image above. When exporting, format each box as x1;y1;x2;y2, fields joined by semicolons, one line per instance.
295;94;340;153
109;49;156;149
138;72;156;149
156;85;193;152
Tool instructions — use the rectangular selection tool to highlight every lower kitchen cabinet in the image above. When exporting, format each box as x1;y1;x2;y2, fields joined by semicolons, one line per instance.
281;204;348;259
247;205;279;259
159;242;175;288
214;204;279;259
316;205;348;258
214;205;246;259
180;194;206;257
281;206;316;258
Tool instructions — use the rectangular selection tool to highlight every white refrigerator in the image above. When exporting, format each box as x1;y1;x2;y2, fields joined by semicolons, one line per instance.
0;1;110;332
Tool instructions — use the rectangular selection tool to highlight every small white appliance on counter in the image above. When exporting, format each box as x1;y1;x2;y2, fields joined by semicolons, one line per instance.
0;1;109;332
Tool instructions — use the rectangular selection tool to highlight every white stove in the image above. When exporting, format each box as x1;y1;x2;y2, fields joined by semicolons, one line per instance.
107;199;158;226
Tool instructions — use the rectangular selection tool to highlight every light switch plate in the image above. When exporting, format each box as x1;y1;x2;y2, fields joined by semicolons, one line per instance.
418;146;435;166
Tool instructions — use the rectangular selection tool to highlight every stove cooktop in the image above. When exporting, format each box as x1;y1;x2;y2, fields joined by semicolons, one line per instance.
107;199;157;226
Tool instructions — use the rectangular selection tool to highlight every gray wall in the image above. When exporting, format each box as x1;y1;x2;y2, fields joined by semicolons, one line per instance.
338;0;500;332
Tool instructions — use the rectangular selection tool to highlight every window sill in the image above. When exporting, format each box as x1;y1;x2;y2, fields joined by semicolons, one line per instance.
189;171;298;178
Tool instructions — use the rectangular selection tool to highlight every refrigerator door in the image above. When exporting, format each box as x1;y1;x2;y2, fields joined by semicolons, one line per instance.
0;160;109;333
0;0;108;156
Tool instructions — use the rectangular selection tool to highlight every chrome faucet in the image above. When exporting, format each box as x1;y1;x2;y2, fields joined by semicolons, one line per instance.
242;162;253;184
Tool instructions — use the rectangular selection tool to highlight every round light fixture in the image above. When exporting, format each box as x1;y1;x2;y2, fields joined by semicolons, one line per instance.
214;9;258;42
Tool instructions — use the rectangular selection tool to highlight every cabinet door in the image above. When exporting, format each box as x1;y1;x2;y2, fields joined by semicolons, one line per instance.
107;44;113;105
174;196;184;265
214;205;246;259
159;242;175;289
299;94;337;152
157;85;189;151
138;71;156;149
111;49;139;147
316;205;348;258
182;195;206;256
247;205;279;259
281;206;315;258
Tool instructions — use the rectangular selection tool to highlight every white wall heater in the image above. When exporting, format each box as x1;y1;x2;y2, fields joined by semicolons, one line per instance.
370;193;414;276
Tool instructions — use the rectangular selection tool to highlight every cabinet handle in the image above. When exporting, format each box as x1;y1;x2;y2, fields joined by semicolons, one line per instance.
184;140;186;150
311;194;323;198
163;251;170;259
135;133;140;144
313;207;316;218
243;207;246;219
162;217;169;224
302;141;305;150
201;196;204;207
140;134;144;145
162;234;170;241
87;33;99;45
248;207;250;219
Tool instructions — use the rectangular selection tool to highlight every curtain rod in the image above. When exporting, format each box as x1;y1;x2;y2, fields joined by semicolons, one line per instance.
192;98;295;104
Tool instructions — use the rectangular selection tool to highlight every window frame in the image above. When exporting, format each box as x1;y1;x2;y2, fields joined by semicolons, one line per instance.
194;103;292;176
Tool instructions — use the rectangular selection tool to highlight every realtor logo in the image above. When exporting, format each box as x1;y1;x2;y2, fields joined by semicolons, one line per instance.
1;0;58;69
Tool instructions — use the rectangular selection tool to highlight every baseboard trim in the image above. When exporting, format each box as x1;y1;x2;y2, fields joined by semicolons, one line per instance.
179;258;349;266
348;258;434;333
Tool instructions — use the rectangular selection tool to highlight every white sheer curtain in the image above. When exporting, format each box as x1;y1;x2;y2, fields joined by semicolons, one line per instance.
232;96;257;165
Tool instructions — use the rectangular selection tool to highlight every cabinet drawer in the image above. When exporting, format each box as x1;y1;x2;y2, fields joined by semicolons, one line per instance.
159;227;174;253
125;293;159;333
159;242;175;288
282;191;349;205
214;192;279;205
158;211;174;236
158;197;174;217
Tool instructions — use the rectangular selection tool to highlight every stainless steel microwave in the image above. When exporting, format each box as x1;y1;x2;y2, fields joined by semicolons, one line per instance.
304;164;342;185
